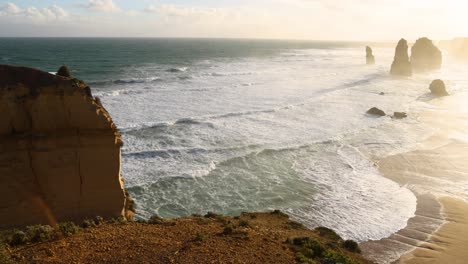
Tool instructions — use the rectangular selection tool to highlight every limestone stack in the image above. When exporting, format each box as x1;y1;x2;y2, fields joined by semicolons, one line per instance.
366;46;375;65
390;39;412;76
410;37;442;72
0;65;127;228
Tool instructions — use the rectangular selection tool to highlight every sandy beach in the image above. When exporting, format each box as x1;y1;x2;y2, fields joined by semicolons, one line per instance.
362;92;468;264
400;197;468;264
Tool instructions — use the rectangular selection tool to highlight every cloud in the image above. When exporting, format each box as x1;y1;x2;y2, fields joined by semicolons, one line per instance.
0;2;68;21
0;2;21;14
84;0;121;13
144;5;227;18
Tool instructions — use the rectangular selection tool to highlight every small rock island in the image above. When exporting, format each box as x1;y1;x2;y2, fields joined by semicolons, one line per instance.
366;46;375;65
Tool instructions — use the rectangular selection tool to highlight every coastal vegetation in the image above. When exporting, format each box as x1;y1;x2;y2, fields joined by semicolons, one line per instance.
0;211;369;264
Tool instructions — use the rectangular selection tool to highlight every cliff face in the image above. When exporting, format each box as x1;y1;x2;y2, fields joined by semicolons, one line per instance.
410;37;442;72
390;39;412;76
0;65;126;228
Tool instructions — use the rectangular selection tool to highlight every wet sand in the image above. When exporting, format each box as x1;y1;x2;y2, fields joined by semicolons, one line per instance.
400;197;468;264
362;138;468;264
361;87;468;264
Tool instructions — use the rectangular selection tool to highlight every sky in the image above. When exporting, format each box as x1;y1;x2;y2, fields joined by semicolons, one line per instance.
0;0;467;40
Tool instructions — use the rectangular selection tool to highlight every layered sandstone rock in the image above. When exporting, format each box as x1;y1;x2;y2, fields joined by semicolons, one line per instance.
0;65;127;228
366;46;375;65
390;39;412;76
410;37;442;72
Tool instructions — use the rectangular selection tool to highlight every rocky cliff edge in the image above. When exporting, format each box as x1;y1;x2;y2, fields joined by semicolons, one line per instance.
0;65;128;228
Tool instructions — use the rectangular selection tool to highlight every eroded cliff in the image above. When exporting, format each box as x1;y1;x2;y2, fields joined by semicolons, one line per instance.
0;65;127;228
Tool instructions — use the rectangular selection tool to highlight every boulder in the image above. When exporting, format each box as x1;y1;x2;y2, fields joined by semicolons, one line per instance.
411;38;442;72
390;39;412;76
366;46;375;65
367;107;386;116
394;112;408;119
57;65;72;78
0;65;129;229
429;79;449;96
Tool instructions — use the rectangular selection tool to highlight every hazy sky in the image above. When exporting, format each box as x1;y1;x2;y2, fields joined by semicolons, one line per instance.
0;0;467;40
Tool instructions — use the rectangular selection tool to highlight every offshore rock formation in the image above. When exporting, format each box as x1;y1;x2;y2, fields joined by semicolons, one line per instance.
429;79;449;96
410;38;442;72
367;107;386;116
394;112;408;119
390;39;412;76
366;46;375;65
0;65;127;228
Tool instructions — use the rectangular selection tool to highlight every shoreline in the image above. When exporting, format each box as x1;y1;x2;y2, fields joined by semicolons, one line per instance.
399;197;468;263
362;139;468;264
362;87;468;264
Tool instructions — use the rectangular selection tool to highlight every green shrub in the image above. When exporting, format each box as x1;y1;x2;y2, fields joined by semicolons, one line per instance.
194;233;206;242
58;222;81;237
82;218;97;228
9;230;28;246
148;215;164;225
57;65;71;78
271;210;289;218
111;216;127;225
95;216;105;225
342;240;361;253
26;225;56;243
196;218;209;225
291;237;325;258
215;216;228;225
136;219;148;224
315;227;342;241
204;212;218;218
222;226;234;235
241;212;257;219
296;252;317;264
288;221;304;229
323;249;360;264
239;220;250;228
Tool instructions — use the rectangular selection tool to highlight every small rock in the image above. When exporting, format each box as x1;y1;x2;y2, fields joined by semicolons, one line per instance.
429;79;449;96
394;112;407;119
367;107;386;116
379;92;385;95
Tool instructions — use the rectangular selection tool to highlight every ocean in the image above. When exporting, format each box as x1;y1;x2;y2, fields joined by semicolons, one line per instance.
2;38;467;251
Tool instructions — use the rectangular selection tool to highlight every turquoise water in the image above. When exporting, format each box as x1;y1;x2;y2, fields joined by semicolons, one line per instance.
0;38;364;83
2;38;441;247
